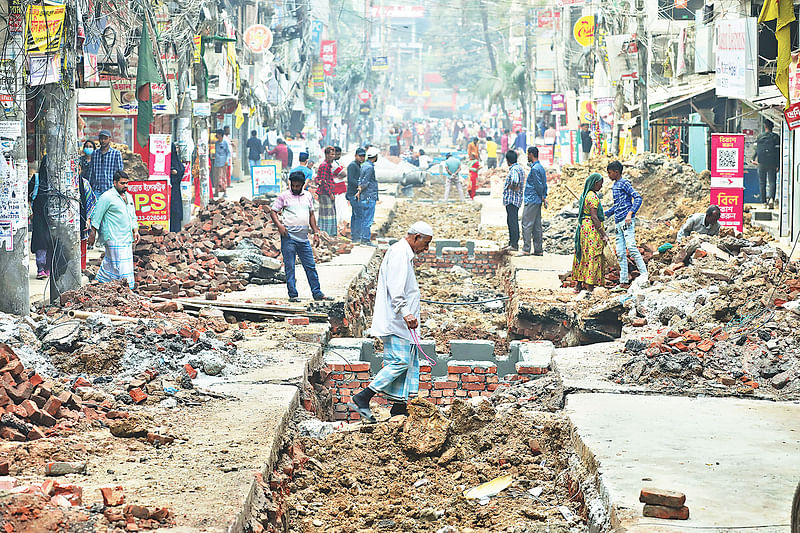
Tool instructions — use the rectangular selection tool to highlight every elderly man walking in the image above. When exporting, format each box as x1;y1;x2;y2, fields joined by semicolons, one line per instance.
88;171;139;289
348;222;434;422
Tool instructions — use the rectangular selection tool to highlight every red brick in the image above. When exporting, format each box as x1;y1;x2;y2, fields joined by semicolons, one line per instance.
485;375;499;384
447;373;460;382
419;374;431;382
632;318;647;327
694;249;708;259
26;427;45;440
0;461;8;475
455;390;468;397
128;388;147;404
20;399;40;418
430;389;443;398
639;488;686;508
183;364;198;379
448;365;471;374
0;360;23;375
467;390;480;397
463;382;486;391
71;377;91;390
696;339;714;352
418;382;432;390
487;383;501;391
434;381;457;389
28;374;43;387
461;374;485;383
642;504;689;520
419;365;432;373
517;366;548;375
42;396;62;417
441;389;455;396
285;316;310;326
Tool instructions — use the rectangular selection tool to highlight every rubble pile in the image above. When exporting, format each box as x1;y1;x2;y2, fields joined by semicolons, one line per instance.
610;233;800;397
126;197;353;298
418;265;509;356
111;142;149;181
384;201;483;240
283;398;589;532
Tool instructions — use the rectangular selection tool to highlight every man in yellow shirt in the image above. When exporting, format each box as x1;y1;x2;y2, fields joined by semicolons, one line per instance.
486;136;498;168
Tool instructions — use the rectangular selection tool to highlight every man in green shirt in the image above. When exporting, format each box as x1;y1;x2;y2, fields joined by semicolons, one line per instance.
88;170;139;289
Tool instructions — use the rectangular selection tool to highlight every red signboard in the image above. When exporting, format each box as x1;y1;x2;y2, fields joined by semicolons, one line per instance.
128;180;171;230
358;89;372;103
710;187;744;232
320;40;337;76
537;145;554;167
786;101;800;130
710;134;745;179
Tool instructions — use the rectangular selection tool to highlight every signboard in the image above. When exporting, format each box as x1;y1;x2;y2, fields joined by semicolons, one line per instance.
606;34;639;80
535;70;555;92
359;101;371;115
193;102;211;117
710;134;745;179
557;0;585;6
715;18;757;99
537;145;555;167
358;89;372;103
371;56;388;71
710;187;744;232
148;134;171;179
786;102;800;130
310;20;323;55
128;180;171;230
251;161;282;196
311;62;325;99
25;4;65;53
369;5;425;18
28;53;60;85
8;0;22;34
193;35;202;63
573;15;594;47
320;40;337;76
110;79;137;115
243;25;273;53
537;10;561;29
551;93;566;114
658;0;703;20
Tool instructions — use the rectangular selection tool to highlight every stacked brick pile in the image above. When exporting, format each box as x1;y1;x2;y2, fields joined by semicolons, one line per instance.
414;244;503;276
640;488;689;520
0;344;86;441
129;197;354;299
419;361;502;405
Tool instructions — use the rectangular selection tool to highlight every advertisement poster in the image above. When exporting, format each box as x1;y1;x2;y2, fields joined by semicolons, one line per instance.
148;134;171;179
25;4;65;53
28;53;60;86
180;162;192;204
128;180;171;230
320;40;337;76
551;93;566;114
251;162;282;196
111;78;137;115
710;134;745;179
715;18;757;99
537;145;555;167
710;187;744;232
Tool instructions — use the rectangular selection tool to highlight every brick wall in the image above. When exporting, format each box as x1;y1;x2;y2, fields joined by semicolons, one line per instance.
324;360;546;421
415;248;503;276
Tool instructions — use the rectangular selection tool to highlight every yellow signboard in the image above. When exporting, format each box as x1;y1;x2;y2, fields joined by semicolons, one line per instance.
25;4;65;53
573;15;595;47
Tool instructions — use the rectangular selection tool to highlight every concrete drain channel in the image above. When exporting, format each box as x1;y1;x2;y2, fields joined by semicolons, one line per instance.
235;245;621;532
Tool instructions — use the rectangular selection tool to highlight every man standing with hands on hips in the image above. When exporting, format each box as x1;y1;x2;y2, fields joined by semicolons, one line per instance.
348;222;434;422
604;160;648;287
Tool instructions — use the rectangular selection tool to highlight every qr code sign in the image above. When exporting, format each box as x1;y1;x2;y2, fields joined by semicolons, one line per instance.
716;148;738;170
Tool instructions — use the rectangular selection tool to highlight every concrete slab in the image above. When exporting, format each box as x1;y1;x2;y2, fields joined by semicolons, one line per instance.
553;341;649;393
448;339;495;360
517;341;554;370
511;253;573;290
567;393;800;531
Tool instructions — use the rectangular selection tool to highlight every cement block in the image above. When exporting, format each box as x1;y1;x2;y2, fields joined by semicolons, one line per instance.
327;338;375;363
516;341;554;372
435;240;461;258
449;340;495;360
495;355;516;377
447;360;497;370
508;341;522;363
323;347;362;367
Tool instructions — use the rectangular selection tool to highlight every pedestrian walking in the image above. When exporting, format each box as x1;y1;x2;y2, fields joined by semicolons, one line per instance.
348;221;434;422
503;150;524;252
347;147;366;243
267;138;290;170
269;171;332;303
332;146;349;230
87;129;123;195
572;173;608;292
486;136;498;168
291;152;313;189
499;129;509;166
246;130;264;175
521;147;547;256
467;151;480;200
580;123;593;162
28;158;51;279
212;130;230;198
443;152;465;201
751;120;781;209
604;160;648;287
78;141;98;266
169;144;184;233
467;137;480;161
356;147;380;246
314;146;338;237
89;171;139;289
513;128;527;153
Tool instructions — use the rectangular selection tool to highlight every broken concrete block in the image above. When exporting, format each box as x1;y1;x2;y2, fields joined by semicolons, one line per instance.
99;485;125;507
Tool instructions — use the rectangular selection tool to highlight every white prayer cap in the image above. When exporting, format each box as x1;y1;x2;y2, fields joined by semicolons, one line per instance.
407;221;433;237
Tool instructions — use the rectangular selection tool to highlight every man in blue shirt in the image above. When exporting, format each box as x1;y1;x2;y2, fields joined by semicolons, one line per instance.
513;128;527;152
502;150;524;252
347;148;366;242
87;129;123;195
521;146;547;256
212;130;230;199
604;160;648;286
291;152;314;189
246;130;263;175
357;147;380;246
442;153;464;201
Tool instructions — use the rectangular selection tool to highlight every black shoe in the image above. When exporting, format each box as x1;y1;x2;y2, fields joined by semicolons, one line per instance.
390;402;408;417
347;396;376;423
313;294;333;301
288;297;300;303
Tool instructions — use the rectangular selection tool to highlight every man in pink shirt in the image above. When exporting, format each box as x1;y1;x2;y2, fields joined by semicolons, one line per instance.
500;129;510;166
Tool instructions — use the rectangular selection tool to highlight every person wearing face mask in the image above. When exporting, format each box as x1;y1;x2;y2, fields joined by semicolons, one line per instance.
89;170;139;289
78;140;98;268
269;171;333;303
87;129;123;195
28;158;51;279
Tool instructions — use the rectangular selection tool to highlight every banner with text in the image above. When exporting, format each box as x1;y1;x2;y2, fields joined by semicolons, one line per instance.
710;133;744;231
128;180;171;230
148;134;171;179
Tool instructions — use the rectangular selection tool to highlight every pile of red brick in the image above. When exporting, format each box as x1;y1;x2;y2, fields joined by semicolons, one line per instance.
0;344;91;442
637;327;725;358
131;197;353;299
640;487;689;520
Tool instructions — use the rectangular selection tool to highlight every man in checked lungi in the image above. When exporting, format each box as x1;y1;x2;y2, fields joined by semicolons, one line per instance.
88;170;139;289
348;221;434;422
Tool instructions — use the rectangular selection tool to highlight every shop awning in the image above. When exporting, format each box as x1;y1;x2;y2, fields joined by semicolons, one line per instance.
628;75;716;116
77;87;112;115
740;85;785;124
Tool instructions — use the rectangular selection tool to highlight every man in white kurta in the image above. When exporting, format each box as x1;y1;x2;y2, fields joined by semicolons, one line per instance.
348;221;434;422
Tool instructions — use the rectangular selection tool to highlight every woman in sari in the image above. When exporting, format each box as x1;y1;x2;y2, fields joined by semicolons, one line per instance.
572;173;609;292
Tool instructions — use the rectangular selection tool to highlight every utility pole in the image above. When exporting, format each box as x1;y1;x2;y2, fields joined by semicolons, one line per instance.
194;36;210;206
479;0;508;124
0;2;29;315
636;0;650;152
44;69;81;303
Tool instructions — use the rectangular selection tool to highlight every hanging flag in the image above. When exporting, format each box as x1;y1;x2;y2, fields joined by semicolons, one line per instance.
135;19;163;148
234;103;244;129
759;0;795;106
